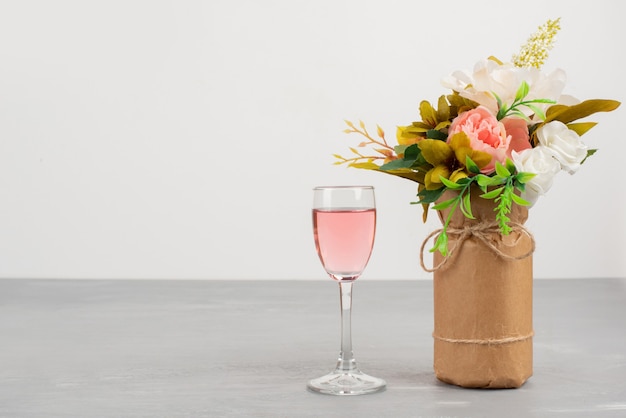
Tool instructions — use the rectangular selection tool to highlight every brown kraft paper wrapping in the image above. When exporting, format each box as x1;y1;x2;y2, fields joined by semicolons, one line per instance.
431;189;534;389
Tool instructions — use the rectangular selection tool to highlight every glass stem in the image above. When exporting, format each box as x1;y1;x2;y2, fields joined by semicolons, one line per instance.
336;281;357;373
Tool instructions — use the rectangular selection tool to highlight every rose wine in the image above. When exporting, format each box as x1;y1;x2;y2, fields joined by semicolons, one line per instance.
313;208;376;281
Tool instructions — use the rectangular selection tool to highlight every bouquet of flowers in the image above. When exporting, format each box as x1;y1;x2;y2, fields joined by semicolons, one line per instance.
335;18;620;257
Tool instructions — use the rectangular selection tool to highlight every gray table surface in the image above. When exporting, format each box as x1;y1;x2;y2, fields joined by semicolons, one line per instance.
0;278;625;418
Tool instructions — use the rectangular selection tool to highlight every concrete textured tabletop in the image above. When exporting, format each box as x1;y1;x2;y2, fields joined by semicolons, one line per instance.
0;278;625;418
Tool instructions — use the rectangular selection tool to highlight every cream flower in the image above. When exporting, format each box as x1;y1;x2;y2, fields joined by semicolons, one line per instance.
441;59;573;117
536;121;588;174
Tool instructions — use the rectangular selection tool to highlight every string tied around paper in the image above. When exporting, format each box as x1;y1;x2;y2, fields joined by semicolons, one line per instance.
432;330;535;346
419;221;535;273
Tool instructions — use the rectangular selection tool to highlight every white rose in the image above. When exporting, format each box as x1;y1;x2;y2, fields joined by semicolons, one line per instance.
512;147;561;206
536;121;588;174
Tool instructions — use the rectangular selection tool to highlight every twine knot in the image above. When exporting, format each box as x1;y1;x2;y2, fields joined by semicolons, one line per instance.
419;221;535;273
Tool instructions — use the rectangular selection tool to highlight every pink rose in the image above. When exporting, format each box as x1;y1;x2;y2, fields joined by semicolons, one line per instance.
448;106;530;174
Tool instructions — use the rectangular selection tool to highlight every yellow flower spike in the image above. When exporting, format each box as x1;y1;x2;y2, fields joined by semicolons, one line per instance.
418;139;454;166
512;18;561;69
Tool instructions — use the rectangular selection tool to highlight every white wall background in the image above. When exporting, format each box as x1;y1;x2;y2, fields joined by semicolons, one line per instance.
0;0;624;280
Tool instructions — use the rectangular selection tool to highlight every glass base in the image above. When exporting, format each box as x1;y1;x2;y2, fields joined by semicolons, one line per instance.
307;369;386;396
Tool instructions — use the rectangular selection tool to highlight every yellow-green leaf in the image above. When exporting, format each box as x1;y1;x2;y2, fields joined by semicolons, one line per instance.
348;162;380;170
418;139;453;165
396;126;423;145
449;169;468;183
425;165;450;190
436;95;450;122
417;184;430;222
453;146;473;167
382;168;425;184
412;123;432;132
471;150;492;169
566;122;597;136
545;99;621;124
434;121;451;131
448;131;470;150
419;100;437;127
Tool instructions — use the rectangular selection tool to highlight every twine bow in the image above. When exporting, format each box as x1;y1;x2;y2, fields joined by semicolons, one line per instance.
419;221;535;273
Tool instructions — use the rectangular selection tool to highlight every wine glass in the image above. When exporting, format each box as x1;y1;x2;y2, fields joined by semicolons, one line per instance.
308;186;386;395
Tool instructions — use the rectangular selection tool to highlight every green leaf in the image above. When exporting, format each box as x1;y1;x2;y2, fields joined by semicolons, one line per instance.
494;161;511;177
379;159;414;170
581;148;597;164
511;193;531;206
515;172;536;184
456;176;473;185
432;197;457;211
481;187;504;199
525;103;547;120
414;187;446;204
511;109;531;122
439;176;463;190
461;191;475;219
404;143;420;160
465;156;481;174
505;158;517;174
515;81;529;101
426;129;448;140
493;91;503;110
376;168;425;184
410;153;430;170
379;145;422;171
394;144;409;155
430;232;449;256
476;174;500;188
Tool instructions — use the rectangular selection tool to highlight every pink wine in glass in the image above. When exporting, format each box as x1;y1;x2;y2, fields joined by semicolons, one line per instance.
313;208;376;281
308;186;385;395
